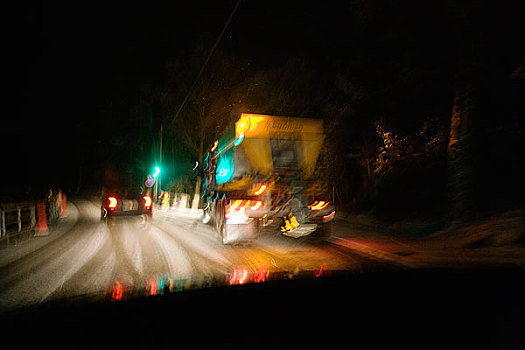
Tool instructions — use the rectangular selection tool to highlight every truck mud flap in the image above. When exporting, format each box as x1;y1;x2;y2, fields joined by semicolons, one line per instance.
222;221;256;244
282;224;317;238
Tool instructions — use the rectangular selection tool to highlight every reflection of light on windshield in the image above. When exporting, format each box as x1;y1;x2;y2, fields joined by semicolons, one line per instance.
229;266;273;285
148;279;157;296
254;266;270;283
111;281;124;302
108;265;333;302
229;266;249;285
315;264;327;278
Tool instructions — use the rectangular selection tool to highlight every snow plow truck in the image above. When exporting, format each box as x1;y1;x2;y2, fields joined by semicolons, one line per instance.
202;113;335;244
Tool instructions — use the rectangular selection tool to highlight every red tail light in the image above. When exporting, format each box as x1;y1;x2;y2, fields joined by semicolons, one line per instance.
108;197;118;210
143;195;152;209
323;211;335;222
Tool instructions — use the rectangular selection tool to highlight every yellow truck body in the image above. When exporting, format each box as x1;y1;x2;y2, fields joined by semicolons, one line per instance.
203;113;334;243
213;113;324;191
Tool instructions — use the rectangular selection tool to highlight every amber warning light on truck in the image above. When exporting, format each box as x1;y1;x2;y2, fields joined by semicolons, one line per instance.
254;184;267;195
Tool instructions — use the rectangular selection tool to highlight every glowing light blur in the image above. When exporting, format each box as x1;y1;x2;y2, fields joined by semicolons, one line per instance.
153;166;160;178
234;132;244;146
229;267;250;285
111;281;124;301
161;192;169;210
236;114;264;136
211;140;218;152
107;266;338;302
323;211;335;222
108;197;118;209
143;195;152;209
310;201;329;211
254;184;267;196
314;264;326;278
148;279;157;296
254;266;270;283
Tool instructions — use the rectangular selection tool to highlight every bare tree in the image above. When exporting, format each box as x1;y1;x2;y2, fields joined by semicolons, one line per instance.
445;0;487;224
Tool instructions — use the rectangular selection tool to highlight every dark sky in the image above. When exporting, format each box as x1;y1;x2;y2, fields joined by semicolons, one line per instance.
6;1;238;195
4;0;524;197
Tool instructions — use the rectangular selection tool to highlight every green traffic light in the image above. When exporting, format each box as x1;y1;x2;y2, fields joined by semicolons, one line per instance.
153;166;160;178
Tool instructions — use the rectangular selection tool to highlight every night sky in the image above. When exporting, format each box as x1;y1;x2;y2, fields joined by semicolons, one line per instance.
4;0;524;199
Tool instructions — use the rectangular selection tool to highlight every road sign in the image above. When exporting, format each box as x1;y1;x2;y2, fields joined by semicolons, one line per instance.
145;174;155;188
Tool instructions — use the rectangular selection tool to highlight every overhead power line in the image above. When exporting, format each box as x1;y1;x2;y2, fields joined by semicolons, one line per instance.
170;0;242;126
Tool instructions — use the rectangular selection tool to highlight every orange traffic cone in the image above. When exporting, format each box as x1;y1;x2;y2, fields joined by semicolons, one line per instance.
61;193;67;217
35;200;49;236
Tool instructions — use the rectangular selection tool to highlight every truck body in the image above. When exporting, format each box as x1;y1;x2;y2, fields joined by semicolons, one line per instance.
202;113;335;244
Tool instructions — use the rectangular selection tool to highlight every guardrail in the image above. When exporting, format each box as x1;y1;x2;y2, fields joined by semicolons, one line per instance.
0;191;66;247
0;201;36;246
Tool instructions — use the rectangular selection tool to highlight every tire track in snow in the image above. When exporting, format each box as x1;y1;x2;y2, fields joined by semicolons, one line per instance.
49;224;115;300
108;221;145;291
151;222;232;278
0;220;109;310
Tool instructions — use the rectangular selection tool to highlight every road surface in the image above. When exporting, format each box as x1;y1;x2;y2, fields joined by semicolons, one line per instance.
0;199;399;310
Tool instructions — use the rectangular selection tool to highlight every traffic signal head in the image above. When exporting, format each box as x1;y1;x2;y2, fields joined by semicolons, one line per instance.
153;166;160;178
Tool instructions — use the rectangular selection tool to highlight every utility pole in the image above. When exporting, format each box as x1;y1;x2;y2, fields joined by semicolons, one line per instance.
155;123;163;201
159;123;163;195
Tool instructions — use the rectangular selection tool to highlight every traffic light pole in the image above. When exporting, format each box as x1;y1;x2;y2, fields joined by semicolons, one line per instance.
159;123;162;199
154;124;163;202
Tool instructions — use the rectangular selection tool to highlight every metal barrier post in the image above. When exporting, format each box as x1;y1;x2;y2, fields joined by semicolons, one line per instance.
1;210;5;236
30;205;36;228
17;207;21;232
1;201;40;244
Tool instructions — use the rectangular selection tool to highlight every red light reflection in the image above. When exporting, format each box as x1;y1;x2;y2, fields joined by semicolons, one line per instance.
111;281;124;301
314;264;326;278
148;279;157;295
254;266;269;283
229;266;250;285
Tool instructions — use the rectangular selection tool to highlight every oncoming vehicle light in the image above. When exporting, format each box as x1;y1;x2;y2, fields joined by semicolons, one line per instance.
108;197;118;210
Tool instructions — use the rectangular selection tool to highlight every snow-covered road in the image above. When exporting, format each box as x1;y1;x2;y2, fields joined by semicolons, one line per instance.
0;199;382;310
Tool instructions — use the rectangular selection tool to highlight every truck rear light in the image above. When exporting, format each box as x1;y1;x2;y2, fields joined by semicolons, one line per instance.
143;195;152;209
254;183;267;195
108;197;118;210
309;200;329;211
323;211;335;222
